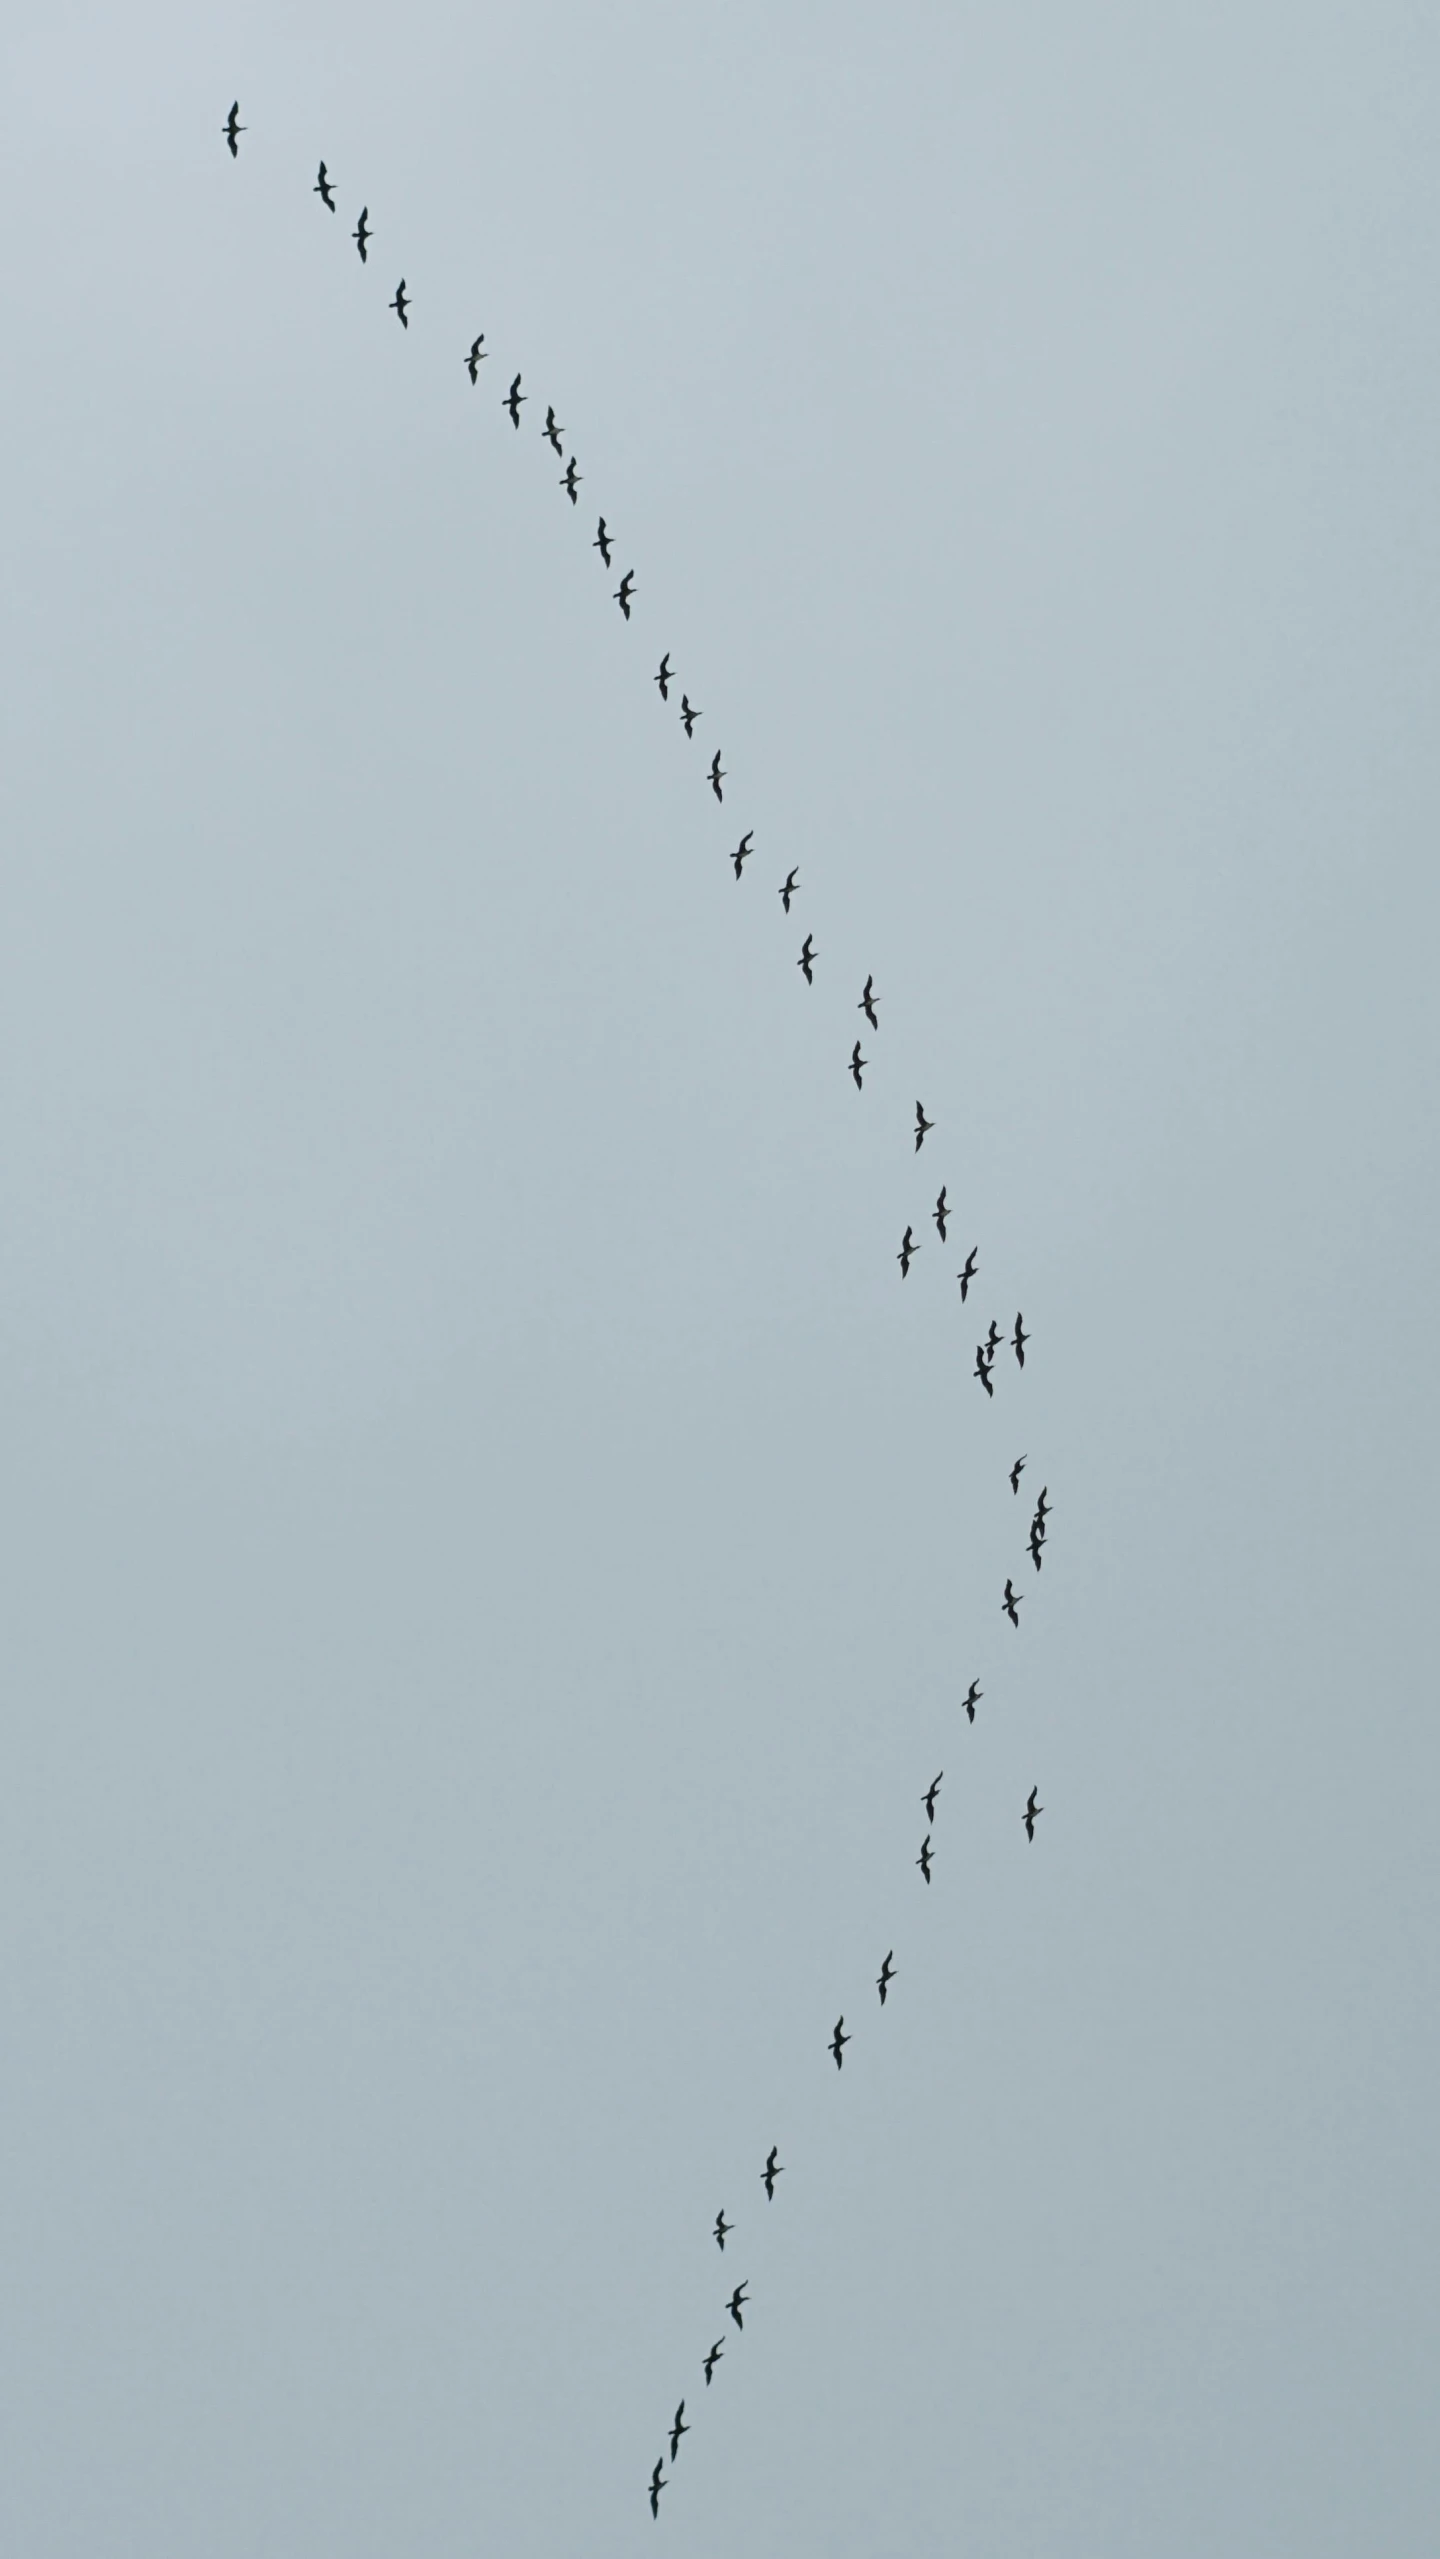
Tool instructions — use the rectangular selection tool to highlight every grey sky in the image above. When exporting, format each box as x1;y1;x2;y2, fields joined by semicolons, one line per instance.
2;3;1437;2552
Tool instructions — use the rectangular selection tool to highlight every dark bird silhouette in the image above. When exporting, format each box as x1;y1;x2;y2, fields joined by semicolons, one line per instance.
915;1101;935;1152
850;1041;867;1091
1029;1521;1044;1572
798;933;817;984
1003;1578;1022;1628
958;1247;978;1301
762;2145;783;2202
963;1679;982;1723
1010;1454;1026;1495
593;517;613;567
680;694;701;738
1024;1785;1043;1843
562;457;581;504
615;571;636;619
1035;1485;1052;1523
923;1772;943;1823
897;1226;919;1278
986;1319;1003;1356
389;279;410;328
703;2339;724;2386
732;831;753;879
877;1949;896;2004
649;2459;666;2519
780;867;800;914
974;1348;994;1398
655;654;673;701
933;1187;949;1242
1013;1313;1029;1367
543;403;564;454
713;2209;733;2251
830;2016;851;2070
465;334;487;381
727;2281;749;2330
859;974;879;1030
916;1833;934;1885
669;2403;689;2462
352;207;371;261
505;372;525;426
223;102;245;157
314;162;335;209
709;751;725;802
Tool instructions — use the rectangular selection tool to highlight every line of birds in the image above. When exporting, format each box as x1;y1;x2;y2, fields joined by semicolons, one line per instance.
223;106;1055;2522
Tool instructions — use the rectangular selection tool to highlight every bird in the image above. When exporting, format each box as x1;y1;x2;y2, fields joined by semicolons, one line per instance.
649;2459;666;2519
732;831;753;879
830;2016;851;2070
923;1771;943;1822
680;694;701;738
1023;1786;1043;1843
915;1101;935;1152
703;2339;724;2386
543;403;564;454
655;653;673;700
986;1319;1003;1356
727;2281;749;2329
850;1041;867;1091
963;1679;982;1724
464;334;487;382
314;162;335;210
859;974;879;1030
505;372;525;426
974;1348;994;1398
1029;1521;1044;1572
898;1226;918;1278
1003;1578;1022;1627
1013;1312;1029;1367
916;1834;934;1884
933;1187;949;1242
615;571;636;620
669;2403;689;2463
709;751;726;802
713;2208;733;2251
1010;1454;1026;1494
798;934;817;984
352;207;371;261
958;1247;978;1301
562;457;581;504
761;2145;783;2202
1035;1485;1052;1523
223;101;245;157
593;517;613;567
780;867;800;913
877;1950;896;2005
389;279;410;328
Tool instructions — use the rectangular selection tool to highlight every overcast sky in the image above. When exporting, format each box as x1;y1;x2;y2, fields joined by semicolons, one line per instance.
2;4;1437;2553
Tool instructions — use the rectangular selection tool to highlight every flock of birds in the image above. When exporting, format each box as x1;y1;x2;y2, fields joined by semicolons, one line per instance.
223;102;1056;2522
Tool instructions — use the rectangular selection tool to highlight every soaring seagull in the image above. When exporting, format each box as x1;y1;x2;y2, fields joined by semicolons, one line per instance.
727;2281;749;2330
798;934;817;984
732;832;753;879
877;1950;896;2005
669;2403;689;2462
561;457;581;504
655;653;673;700
957;1246;978;1301
543;403;565;454
859;974;879;1030
465;334;487;381
314;162;335;209
649;2459;666;2519
223;102;245;157
898;1226;918;1278
680;694;701;737
593;517;613;567
713;2208;733;2251
709;751;726;802
505;372;525;426
829;2016;851;2069
850;1041;867;1091
914;1100;935;1151
1023;1786;1043;1843
1010;1454;1026;1495
780;867;800;913
388;279;410;328
923;1771;943;1822
974;1348;994;1398
762;2145;783;2202
703;2339;724;2386
933;1186;949;1242
963;1679;982;1724
1003;1578;1022;1627
615;571;636;619
352;206;371;261
916;1833;934;1884
1013;1312;1029;1367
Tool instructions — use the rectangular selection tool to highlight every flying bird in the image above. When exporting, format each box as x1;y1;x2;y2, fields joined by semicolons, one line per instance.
762;2145;783;2201
669;2403;689;2462
933;1187;949;1241
352;207;371;261
713;2208;733;2251
389;279;410;328
505;373;525;426
593;517;613;566
859;974;879;1030
974;1348;994;1398
649;2459;666;2519
223;101;245;157
732;832;753;879
963;1679;982;1723
727;2281;749;2329
830;2016;851;2070
916;1834;934;1884
615;571;636;619
543;403;564;454
923;1772;943;1823
1003;1578;1022;1627
1013;1313;1029;1367
1035;1485;1052;1523
877;1950;896;2005
465;334;487;381
1010;1454;1026;1495
914;1101;935;1152
680;694;701;737
703;2339;724;2386
850;1041;867;1091
957;1247;978;1301
780;867;800;913
314;162;335;210
561;457;581;504
898;1226;918;1278
798;934;817;984
985;1320;1003;1356
709;752;725;802
1024;1786;1043;1842
655;654;673;700
1029;1521;1044;1572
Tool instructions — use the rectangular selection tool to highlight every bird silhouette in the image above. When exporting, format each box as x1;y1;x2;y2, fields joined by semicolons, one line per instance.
915;1101;935;1152
916;1834;934;1884
923;1771;943;1823
655;653;673;700
1003;1578;1022;1627
798;934;817;984
830;2016;851;2069
985;1320;1003;1356
1035;1485;1052;1523
877;1949;896;2005
859;974;879;1029
703;2338;724;2385
1029;1521;1044;1572
389;279;410;328
709;751;725;802
898;1226;918;1278
850;1041;867;1091
669;2403;689;2462
505;372;525;426
352;207;371;261
593;517;613;567
1013;1313;1029;1367
713;2208;733;2251
780;867;800;913
680;694;701;737
732;831;753;879
615;571;636;619
727;2281;749;2329
543;403;565;454
649;2459;666;2519
963;1679;982;1724
1010;1454;1026;1494
562;457;581;504
314;162;335;209
762;2145;783;2201
933;1186;949;1241
1024;1786;1043;1842
974;1348;995;1398
223;102;245;158
958;1247;978;1301
464;334;487;382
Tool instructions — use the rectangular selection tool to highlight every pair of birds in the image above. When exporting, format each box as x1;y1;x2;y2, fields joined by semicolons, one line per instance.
915;1766;946;1886
713;2143;783;2248
974;1314;1028;1394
